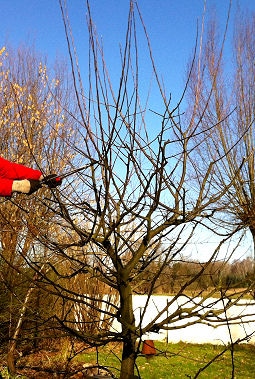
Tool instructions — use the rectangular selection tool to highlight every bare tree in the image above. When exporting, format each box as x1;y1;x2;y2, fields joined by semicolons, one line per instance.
2;2;255;379
18;2;255;378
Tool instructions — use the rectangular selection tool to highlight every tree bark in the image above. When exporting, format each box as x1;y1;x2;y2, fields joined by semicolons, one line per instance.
7;270;42;376
7;284;35;375
119;281;138;379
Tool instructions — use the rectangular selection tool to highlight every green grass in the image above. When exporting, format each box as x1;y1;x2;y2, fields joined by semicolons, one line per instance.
2;341;254;378
79;341;255;378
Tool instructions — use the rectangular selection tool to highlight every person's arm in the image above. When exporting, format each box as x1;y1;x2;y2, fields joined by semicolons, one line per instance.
0;157;62;197
0;178;43;197
0;178;15;197
0;157;42;181
0;157;42;197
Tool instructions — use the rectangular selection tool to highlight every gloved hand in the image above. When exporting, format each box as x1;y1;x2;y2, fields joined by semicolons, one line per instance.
12;179;41;195
43;174;62;188
27;179;42;195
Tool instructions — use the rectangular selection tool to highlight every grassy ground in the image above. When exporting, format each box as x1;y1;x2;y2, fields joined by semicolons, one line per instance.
137;341;255;378
78;341;255;379
1;340;255;378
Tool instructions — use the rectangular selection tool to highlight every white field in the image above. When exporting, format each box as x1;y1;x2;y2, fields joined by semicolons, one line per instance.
110;295;255;345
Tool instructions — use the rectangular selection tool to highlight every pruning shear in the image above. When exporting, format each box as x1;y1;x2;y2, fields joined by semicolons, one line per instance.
41;160;99;185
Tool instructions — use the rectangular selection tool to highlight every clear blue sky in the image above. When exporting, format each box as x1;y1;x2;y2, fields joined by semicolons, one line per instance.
1;0;255;104
1;0;254;260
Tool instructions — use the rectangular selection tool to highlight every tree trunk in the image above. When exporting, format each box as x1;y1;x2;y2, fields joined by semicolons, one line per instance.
120;334;137;379
7;271;40;376
7;284;35;375
249;228;255;298
250;228;255;262
119;281;138;379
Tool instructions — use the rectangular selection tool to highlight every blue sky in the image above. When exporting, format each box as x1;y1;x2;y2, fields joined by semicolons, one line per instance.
1;0;254;260
1;0;255;105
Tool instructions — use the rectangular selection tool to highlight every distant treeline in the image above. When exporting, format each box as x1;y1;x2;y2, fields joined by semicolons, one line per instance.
136;257;255;294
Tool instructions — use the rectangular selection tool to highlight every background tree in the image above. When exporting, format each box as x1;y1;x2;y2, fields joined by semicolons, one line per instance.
0;44;78;374
186;10;255;257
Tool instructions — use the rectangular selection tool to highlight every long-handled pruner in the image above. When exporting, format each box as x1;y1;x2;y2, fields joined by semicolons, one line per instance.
41;160;99;185
2;162;99;212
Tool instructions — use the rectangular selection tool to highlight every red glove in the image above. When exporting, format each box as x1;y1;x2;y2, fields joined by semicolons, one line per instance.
43;174;62;188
